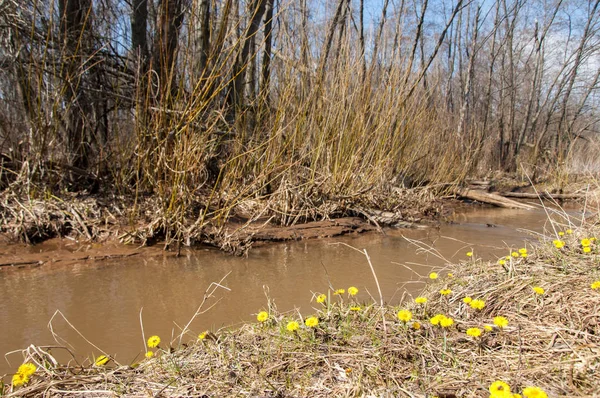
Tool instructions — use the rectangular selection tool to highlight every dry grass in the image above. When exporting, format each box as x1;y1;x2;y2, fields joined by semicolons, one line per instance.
3;215;600;397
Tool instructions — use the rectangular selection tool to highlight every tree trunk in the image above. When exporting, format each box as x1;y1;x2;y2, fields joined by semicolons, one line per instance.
59;0;93;173
195;0;211;79
230;0;268;110
131;0;149;68
261;0;275;104
153;0;185;102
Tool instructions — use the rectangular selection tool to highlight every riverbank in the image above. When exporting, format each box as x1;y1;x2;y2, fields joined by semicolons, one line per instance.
3;211;599;397
1;175;595;261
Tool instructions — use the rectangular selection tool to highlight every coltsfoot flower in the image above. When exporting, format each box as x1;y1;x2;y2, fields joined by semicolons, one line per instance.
493;316;509;329
350;306;362;311
397;309;412;322
466;251;473;257
348;286;359;296
429;272;438;279
145;351;154;358
305;316;319;328
286;321;299;332
198;331;208;340
257;311;269;322
17;363;36;376
415;296;428;304
553;240;565;249
522;386;548;398
440;316;454;328
12;372;29;387
532;286;545;295
591;280;600;290
581;238;591;247
489;380;511;395
430;314;443;325
316;294;327;303
466;327;482;337
334;288;345;295
430;314;453;327
463;296;472;304
439;288;452;296
470;299;485;310
147;335;161;348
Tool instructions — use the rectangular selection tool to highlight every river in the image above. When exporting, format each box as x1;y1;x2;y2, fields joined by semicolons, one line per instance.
0;206;582;377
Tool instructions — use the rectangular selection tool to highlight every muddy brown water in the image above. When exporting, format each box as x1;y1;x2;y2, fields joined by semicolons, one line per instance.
0;206;585;377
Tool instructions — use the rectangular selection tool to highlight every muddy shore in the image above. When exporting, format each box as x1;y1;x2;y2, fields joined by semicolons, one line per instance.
1;177;594;268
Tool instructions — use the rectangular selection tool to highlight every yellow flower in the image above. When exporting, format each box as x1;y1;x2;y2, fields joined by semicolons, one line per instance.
558;231;564;236
415;296;428;304
498;259;506;265
532;286;545;295
145;351;154;358
583;247;591;253
439;289;452;296
489;380;511;395
257;311;269;322
440;316;454;328
316;294;327;303
505;255;511;260
521;253;528;258
397;309;413;322
470;299;485;310
491;391;514;398
553;240;565;249
447;273;454;278
17;363;36;376
429;272;438;280
522;386;548;398
463;296;472;304
493;316;509;329
305;316;319;327
513;394;522;398
566;229;573;234
592;237;597;242
334;288;345;295
94;355;109;366
286;321;299;332
484;325;493;331
350;306;362;311
430;314;443;325
412;321;421;330
581;238;591;247
591;280;600;290
518;248;527;255
12;372;29;387
466;327;482;337
198;331;208;340
511;251;519;257
348;286;359;296
147;335;161;348
466;251;473;257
